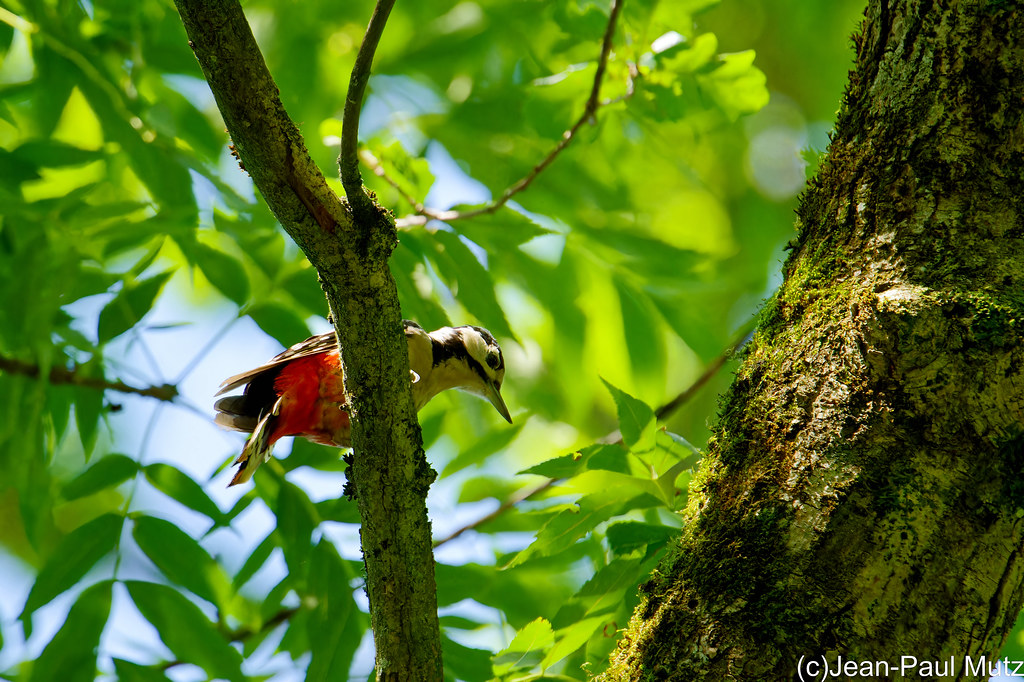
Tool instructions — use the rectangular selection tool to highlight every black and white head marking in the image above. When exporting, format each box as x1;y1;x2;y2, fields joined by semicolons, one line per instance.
426;324;511;423
431;325;505;383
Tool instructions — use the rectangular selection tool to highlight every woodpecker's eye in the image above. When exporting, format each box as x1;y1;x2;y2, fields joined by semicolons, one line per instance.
486;351;501;370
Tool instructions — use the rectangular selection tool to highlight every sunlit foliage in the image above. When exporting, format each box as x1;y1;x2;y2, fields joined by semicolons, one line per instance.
0;0;867;679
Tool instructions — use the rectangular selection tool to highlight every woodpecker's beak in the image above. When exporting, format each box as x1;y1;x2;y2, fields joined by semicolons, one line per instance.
485;380;513;424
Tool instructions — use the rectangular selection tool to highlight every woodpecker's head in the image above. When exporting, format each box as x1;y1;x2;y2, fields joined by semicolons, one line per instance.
426;325;512;423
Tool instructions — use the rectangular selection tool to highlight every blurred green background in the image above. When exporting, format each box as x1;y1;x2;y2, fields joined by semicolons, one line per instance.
1;0;957;680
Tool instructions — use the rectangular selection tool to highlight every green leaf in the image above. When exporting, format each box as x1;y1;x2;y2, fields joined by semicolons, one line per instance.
606;521;678;556
508;489;661;568
61;454;138;501
436;562;559;623
441;420;524;477
440;615;485;630
658;32;719;72
601;379;657;453
576;225;701;283
132;515;232;608
493;617;554;674
12;140;104;168
307;540;361;680
647;287;733;362
192;241;250;306
696;49;769;120
84;82;198;219
429;230;514;339
281;437;347;474
443;636;494;682
390;235;453;331
614;275;665;380
143;463;226;525
111;659;174;682
274;481;319;576
451;209;552;250
98;220;169;261
456;476;523;504
127;581;244;682
28;580;112;682
226;489;256;520
233;531;276;589
656;429;702;461
363;140;436;205
316;495;361;524
216;213;287;278
20;513;122;636
520;444;630;479
541;616;605;669
0;146;42;184
248;302;312;347
279;265;330;317
73;386;105;459
278;612;312;662
97;271;173;343
575;556;651;602
553;557;648;632
19;447;56;552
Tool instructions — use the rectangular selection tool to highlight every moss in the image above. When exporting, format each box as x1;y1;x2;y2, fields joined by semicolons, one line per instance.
656;492;806;643
997;434;1024;510
957;290;1024;349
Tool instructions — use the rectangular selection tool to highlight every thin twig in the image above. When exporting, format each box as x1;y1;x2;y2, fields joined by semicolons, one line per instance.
0;354;178;402
162;606;301;671
655;330;752;421
223;606;299;642
359;148;427;214
173;315;239;384
339;0;397;224
366;0;626;229
434;326;749;547
602;326;753;444
434;478;557;548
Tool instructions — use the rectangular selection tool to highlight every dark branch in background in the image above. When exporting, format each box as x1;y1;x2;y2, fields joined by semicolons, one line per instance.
223;605;298;642
434;477;556;549
0;353;178;402
656;328;751;421
163;606;300;671
435;328;747;548
339;0;397;225
362;0;628;229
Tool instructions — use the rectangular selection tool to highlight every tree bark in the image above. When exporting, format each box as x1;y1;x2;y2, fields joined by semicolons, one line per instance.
173;1;443;678
604;1;1024;679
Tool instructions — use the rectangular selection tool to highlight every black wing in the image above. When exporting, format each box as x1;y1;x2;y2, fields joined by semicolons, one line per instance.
215;332;338;397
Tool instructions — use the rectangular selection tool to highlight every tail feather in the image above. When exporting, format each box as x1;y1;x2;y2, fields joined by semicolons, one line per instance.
228;398;282;487
214;411;259;433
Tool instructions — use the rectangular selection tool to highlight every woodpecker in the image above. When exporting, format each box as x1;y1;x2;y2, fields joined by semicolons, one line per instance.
214;320;511;486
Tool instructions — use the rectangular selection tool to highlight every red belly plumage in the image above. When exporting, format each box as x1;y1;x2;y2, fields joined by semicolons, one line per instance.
270;352;351;447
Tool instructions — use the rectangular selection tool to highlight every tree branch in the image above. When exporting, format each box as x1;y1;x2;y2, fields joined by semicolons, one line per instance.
434;477;556;548
339;0;397;225
174;1;441;677
223;606;298;643
0;354;178;402
654;327;752;422
366;0;628;229
162;606;301;672
174;1;349;240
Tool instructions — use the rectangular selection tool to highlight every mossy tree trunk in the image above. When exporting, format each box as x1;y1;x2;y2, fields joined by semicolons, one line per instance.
604;1;1024;679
